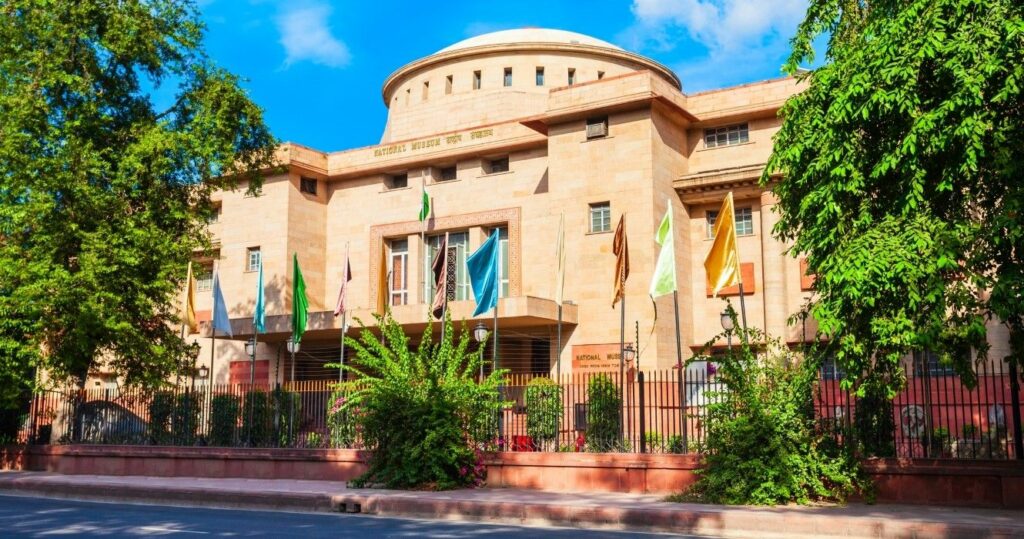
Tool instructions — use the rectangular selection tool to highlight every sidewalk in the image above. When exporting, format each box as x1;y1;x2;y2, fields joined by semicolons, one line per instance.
0;471;1021;538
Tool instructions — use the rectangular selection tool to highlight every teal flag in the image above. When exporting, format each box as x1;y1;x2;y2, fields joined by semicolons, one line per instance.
467;230;500;316
212;272;233;337
649;202;677;298
253;258;265;333
292;253;309;343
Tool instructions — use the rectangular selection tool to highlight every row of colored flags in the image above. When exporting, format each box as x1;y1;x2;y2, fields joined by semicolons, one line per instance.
183;188;741;344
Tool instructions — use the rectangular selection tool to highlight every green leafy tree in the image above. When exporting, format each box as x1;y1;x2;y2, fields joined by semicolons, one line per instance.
585;375;622;452
333;313;504;490
525;377;562;450
766;0;1024;395
0;0;276;433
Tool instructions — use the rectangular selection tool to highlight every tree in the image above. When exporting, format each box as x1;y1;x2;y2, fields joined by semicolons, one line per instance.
766;0;1024;399
0;0;276;429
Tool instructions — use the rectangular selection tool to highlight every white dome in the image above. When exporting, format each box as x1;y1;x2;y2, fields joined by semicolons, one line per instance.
438;28;623;53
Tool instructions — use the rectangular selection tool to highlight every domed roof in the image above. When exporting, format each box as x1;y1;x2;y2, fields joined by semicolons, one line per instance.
438;28;623;53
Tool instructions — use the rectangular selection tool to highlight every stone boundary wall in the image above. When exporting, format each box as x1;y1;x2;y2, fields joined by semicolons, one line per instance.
1;445;1021;508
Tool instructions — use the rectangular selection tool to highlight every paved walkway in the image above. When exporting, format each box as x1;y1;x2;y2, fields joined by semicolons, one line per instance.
1;471;1021;538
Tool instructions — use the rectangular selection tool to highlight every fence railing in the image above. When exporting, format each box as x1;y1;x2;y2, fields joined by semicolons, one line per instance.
15;367;1023;460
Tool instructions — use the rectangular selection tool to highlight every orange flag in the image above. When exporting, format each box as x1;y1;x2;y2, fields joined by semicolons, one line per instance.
704;192;741;296
612;215;629;308
376;243;390;315
184;262;198;333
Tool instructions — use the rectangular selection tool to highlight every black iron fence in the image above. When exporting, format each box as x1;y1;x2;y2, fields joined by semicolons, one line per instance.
15;366;1023;460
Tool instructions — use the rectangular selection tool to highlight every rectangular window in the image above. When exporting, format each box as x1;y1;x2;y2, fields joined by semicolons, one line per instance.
589;202;611;233
820;356;845;381
487;156;509;174
387;173;408;189
535;67;544;86
567;68;576;85
390;239;409;306
503;67;512;87
495;227;509;298
195;263;214;292
207;204;221;224
246;247;261;273
426;232;470;302
586;116;608;139
914;351;959;377
300;177;317;195
704;123;750;148
473;70;481;90
439;166;457;181
422;81;429;101
706;206;754;238
445;75;453;94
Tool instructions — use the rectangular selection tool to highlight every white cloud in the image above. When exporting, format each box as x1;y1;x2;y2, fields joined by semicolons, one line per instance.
621;0;807;90
275;2;351;68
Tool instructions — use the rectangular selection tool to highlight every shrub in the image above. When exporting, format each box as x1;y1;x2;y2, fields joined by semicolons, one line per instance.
272;388;301;447
304;431;324;448
585;375;622;452
644;431;664;452
666;434;686;454
330;313;504;490
327;390;357;448
171;392;201;445
241;390;272;447
525;378;562;450
853;376;896;457
209;394;240;446
147;391;174;445
684;324;865;505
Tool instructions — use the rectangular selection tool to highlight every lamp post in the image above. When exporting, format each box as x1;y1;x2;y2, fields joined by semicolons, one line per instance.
244;337;256;446
286;337;300;445
197;365;210;382
473;322;488;379
623;343;636;367
720;308;734;351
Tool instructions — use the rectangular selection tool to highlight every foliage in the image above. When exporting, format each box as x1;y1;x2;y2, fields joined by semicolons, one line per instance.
853;376;896;457
327;389;357;448
585;375;622;452
209;394;240;446
666;435;686;454
171;392;200;445
148;391;174;445
684;321;865;505
525;377;562;450
331;313;504;490
0;0;277;416
271;388;301;447
242;390;272;447
766;0;1024;397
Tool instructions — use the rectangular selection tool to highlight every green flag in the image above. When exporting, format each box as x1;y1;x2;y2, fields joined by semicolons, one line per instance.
292;253;308;343
418;182;431;222
649;202;677;298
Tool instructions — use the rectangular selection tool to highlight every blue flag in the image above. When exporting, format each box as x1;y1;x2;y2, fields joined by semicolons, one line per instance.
467;230;500;316
212;272;233;337
253;258;265;333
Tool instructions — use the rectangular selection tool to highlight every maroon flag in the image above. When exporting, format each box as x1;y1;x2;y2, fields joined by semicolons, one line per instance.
333;252;352;317
431;237;448;320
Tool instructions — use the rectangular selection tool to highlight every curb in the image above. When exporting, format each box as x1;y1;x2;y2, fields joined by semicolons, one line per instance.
1;478;1022;539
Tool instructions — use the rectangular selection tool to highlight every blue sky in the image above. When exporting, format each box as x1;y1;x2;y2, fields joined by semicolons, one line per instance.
196;0;808;151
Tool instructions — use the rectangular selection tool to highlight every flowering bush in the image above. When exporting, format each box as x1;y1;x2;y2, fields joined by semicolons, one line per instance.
329;312;504;490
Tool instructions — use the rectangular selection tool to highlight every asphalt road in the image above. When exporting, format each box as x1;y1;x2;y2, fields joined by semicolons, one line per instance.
0;493;699;538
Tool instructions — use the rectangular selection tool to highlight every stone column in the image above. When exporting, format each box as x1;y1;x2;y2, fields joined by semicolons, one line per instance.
760;192;788;341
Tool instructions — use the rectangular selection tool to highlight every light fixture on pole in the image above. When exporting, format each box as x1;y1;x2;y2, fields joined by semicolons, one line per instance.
245;337;256;358
245;336;257;447
623;343;636;365
286;336;300;444
473;322;488;379
721;308;734;351
197;365;210;380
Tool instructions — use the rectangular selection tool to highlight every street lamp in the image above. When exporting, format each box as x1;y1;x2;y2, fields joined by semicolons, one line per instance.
286;336;300;445
245;336;257;447
245;337;256;358
197;365;210;380
721;308;734;351
623;343;636;364
473;322;488;343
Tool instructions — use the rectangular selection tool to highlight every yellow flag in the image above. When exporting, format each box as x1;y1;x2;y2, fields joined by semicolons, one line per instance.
704;192;741;297
376;243;390;315
185;262;198;333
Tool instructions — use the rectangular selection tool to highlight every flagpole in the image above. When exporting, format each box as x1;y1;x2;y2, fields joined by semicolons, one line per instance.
556;305;562;379
494;239;502;445
674;289;687;451
729;194;750;344
619;295;626;444
339;242;349;383
209;328;216;414
441;231;450;343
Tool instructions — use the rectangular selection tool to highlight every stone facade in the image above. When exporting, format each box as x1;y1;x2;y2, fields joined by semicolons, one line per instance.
173;28;1006;387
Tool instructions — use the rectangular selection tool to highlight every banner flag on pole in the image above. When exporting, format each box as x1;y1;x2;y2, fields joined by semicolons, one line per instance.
612;215;629;308
292;253;309;343
555;213;565;306
649;201;677;298
212;272;233;337
704;192;741;297
185;262;198;333
467;230;500;317
333;247;352;317
376;244;390;315
430;235;449;320
253;258;265;333
418;180;431;222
